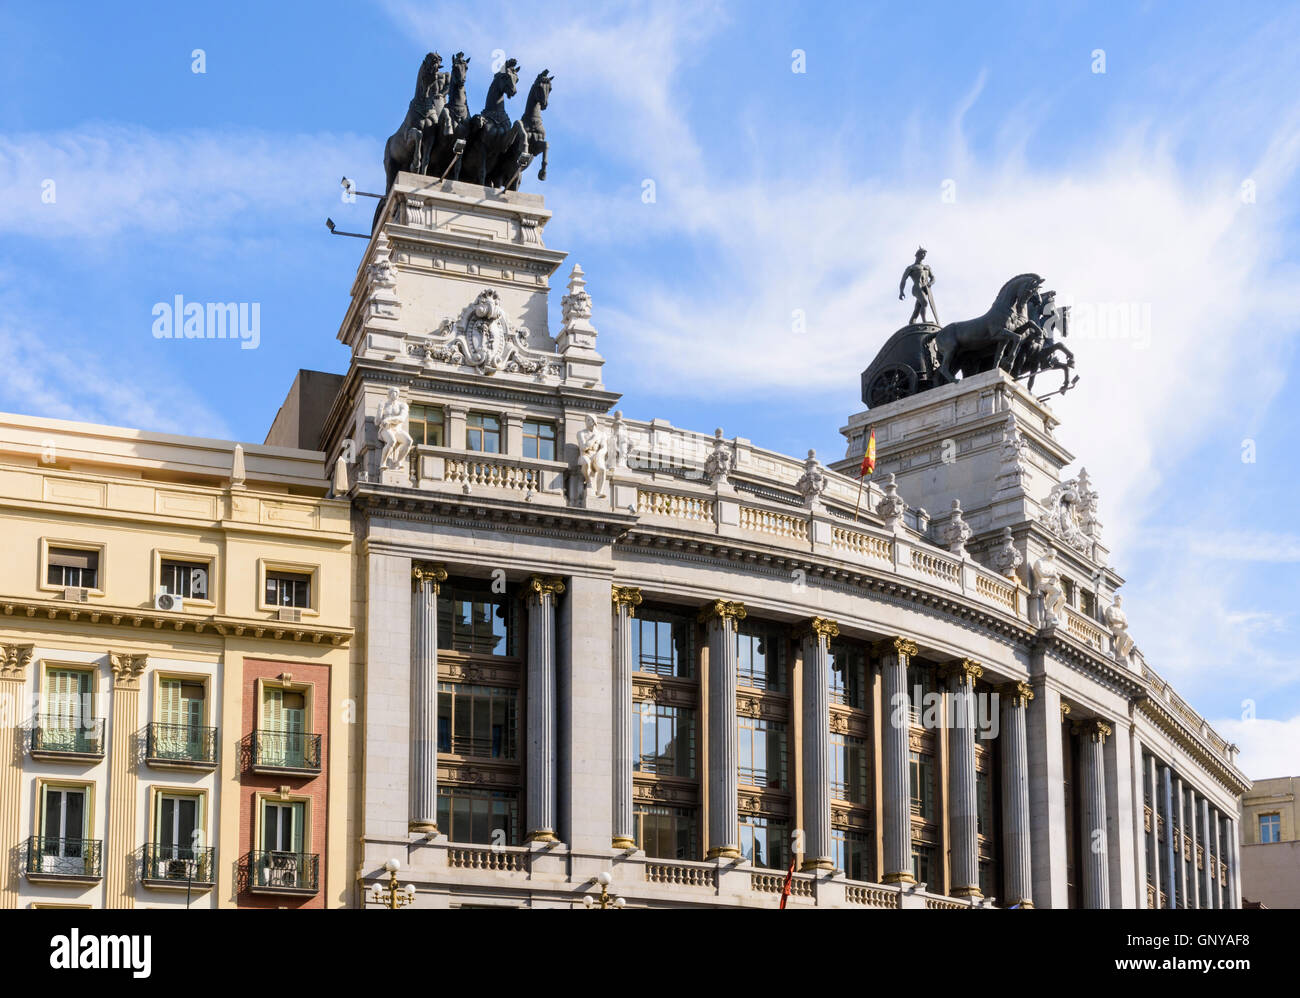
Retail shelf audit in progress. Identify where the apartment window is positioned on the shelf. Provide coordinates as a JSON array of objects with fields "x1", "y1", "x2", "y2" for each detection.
[
  {"x1": 155, "y1": 793, "x2": 200, "y2": 858},
  {"x1": 436, "y1": 683, "x2": 517, "y2": 759},
  {"x1": 828, "y1": 640, "x2": 866, "y2": 708},
  {"x1": 632, "y1": 804, "x2": 697, "y2": 860},
  {"x1": 632, "y1": 702, "x2": 696, "y2": 778},
  {"x1": 409, "y1": 404, "x2": 445, "y2": 446},
  {"x1": 911, "y1": 843, "x2": 937, "y2": 885},
  {"x1": 436, "y1": 787, "x2": 518, "y2": 846},
  {"x1": 265, "y1": 571, "x2": 311, "y2": 609},
  {"x1": 910, "y1": 751, "x2": 935, "y2": 820},
  {"x1": 260, "y1": 687, "x2": 309, "y2": 768},
  {"x1": 37, "y1": 667, "x2": 96, "y2": 754},
  {"x1": 739, "y1": 815, "x2": 789, "y2": 870},
  {"x1": 38, "y1": 785, "x2": 89, "y2": 874},
  {"x1": 466, "y1": 413, "x2": 501, "y2": 453},
  {"x1": 738, "y1": 717, "x2": 787, "y2": 789},
  {"x1": 522, "y1": 420, "x2": 556, "y2": 461},
  {"x1": 160, "y1": 559, "x2": 209, "y2": 600},
  {"x1": 437, "y1": 583, "x2": 516, "y2": 656},
  {"x1": 832, "y1": 828, "x2": 871, "y2": 882},
  {"x1": 632, "y1": 609, "x2": 693, "y2": 678},
  {"x1": 152, "y1": 678, "x2": 208, "y2": 762},
  {"x1": 736, "y1": 621, "x2": 785, "y2": 692},
  {"x1": 47, "y1": 547, "x2": 99, "y2": 589},
  {"x1": 255, "y1": 798, "x2": 313, "y2": 891},
  {"x1": 830, "y1": 732, "x2": 868, "y2": 804},
  {"x1": 1259, "y1": 813, "x2": 1281, "y2": 844}
]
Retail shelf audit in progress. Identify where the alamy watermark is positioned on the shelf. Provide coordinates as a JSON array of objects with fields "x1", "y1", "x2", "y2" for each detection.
[{"x1": 152, "y1": 296, "x2": 260, "y2": 350}]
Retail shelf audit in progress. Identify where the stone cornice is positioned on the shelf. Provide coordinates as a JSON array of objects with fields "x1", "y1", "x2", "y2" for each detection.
[{"x1": 1135, "y1": 694, "x2": 1251, "y2": 796}]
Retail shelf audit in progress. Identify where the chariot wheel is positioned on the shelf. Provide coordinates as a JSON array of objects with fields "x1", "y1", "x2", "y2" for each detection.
[{"x1": 867, "y1": 364, "x2": 918, "y2": 407}]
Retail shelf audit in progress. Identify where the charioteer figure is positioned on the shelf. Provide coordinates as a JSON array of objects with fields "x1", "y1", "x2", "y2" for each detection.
[{"x1": 899, "y1": 247, "x2": 939, "y2": 326}]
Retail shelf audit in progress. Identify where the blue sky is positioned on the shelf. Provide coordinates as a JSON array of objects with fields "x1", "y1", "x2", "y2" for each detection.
[{"x1": 1, "y1": 1, "x2": 1297, "y2": 778}]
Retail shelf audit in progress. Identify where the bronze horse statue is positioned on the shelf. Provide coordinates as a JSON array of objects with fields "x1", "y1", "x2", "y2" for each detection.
[
  {"x1": 1010, "y1": 290, "x2": 1077, "y2": 394},
  {"x1": 424, "y1": 52, "x2": 472, "y2": 178},
  {"x1": 925, "y1": 273, "x2": 1044, "y2": 385},
  {"x1": 382, "y1": 52, "x2": 446, "y2": 193},
  {"x1": 460, "y1": 59, "x2": 531, "y2": 189},
  {"x1": 519, "y1": 70, "x2": 553, "y2": 183}
]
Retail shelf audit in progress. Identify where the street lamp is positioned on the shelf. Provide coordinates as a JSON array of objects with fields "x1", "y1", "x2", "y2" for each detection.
[
  {"x1": 582, "y1": 871, "x2": 626, "y2": 909},
  {"x1": 368, "y1": 858, "x2": 416, "y2": 909}
]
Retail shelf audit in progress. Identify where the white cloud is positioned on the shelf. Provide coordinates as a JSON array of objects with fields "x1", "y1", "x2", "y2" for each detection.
[
  {"x1": 1211, "y1": 716, "x2": 1300, "y2": 783},
  {"x1": 1135, "y1": 529, "x2": 1300, "y2": 564}
]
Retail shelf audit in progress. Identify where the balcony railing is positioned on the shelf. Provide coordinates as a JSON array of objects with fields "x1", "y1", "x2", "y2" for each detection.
[
  {"x1": 142, "y1": 844, "x2": 215, "y2": 886},
  {"x1": 25, "y1": 836, "x2": 102, "y2": 881},
  {"x1": 29, "y1": 716, "x2": 105, "y2": 759},
  {"x1": 249, "y1": 729, "x2": 321, "y2": 774},
  {"x1": 146, "y1": 723, "x2": 218, "y2": 767},
  {"x1": 245, "y1": 850, "x2": 319, "y2": 894}
]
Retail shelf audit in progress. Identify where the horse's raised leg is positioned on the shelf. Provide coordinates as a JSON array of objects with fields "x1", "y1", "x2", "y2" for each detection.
[{"x1": 537, "y1": 140, "x2": 548, "y2": 182}]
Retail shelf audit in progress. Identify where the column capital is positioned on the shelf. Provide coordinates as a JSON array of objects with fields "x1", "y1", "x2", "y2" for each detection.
[
  {"x1": 525, "y1": 575, "x2": 566, "y2": 601},
  {"x1": 109, "y1": 652, "x2": 148, "y2": 690},
  {"x1": 611, "y1": 585, "x2": 643, "y2": 615},
  {"x1": 798, "y1": 616, "x2": 840, "y2": 643},
  {"x1": 999, "y1": 681, "x2": 1034, "y2": 707},
  {"x1": 1060, "y1": 702, "x2": 1072, "y2": 722},
  {"x1": 941, "y1": 658, "x2": 983, "y2": 686},
  {"x1": 412, "y1": 562, "x2": 448, "y2": 591},
  {"x1": 0, "y1": 642, "x2": 35, "y2": 681},
  {"x1": 1072, "y1": 717, "x2": 1113, "y2": 743},
  {"x1": 698, "y1": 599, "x2": 746, "y2": 624},
  {"x1": 875, "y1": 636, "x2": 919, "y2": 658}
]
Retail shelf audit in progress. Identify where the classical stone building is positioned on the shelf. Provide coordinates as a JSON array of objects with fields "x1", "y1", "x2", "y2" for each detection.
[
  {"x1": 261, "y1": 173, "x2": 1248, "y2": 909},
  {"x1": 0, "y1": 414, "x2": 354, "y2": 908}
]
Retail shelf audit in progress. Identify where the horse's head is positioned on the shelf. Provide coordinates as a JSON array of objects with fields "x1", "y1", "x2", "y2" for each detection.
[
  {"x1": 530, "y1": 70, "x2": 554, "y2": 110},
  {"x1": 419, "y1": 52, "x2": 443, "y2": 82},
  {"x1": 452, "y1": 52, "x2": 470, "y2": 84},
  {"x1": 496, "y1": 58, "x2": 520, "y2": 98}
]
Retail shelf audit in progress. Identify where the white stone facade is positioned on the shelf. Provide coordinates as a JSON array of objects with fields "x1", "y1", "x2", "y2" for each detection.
[{"x1": 316, "y1": 175, "x2": 1246, "y2": 909}]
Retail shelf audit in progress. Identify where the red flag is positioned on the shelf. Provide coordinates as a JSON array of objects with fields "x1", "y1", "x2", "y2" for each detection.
[
  {"x1": 779, "y1": 853, "x2": 796, "y2": 909},
  {"x1": 859, "y1": 427, "x2": 877, "y2": 477}
]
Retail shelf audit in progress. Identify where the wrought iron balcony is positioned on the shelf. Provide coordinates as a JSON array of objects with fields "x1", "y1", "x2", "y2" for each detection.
[
  {"x1": 28, "y1": 715, "x2": 105, "y2": 760},
  {"x1": 249, "y1": 729, "x2": 321, "y2": 774},
  {"x1": 146, "y1": 722, "x2": 218, "y2": 768},
  {"x1": 245, "y1": 850, "x2": 319, "y2": 895},
  {"x1": 142, "y1": 844, "x2": 216, "y2": 887},
  {"x1": 25, "y1": 836, "x2": 102, "y2": 882}
]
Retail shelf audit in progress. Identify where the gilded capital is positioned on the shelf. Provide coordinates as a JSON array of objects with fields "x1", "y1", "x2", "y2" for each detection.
[
  {"x1": 800, "y1": 616, "x2": 840, "y2": 644},
  {"x1": 893, "y1": 637, "x2": 919, "y2": 658},
  {"x1": 109, "y1": 652, "x2": 148, "y2": 690},
  {"x1": 1060, "y1": 702, "x2": 1072, "y2": 721},
  {"x1": 698, "y1": 599, "x2": 747, "y2": 624},
  {"x1": 1073, "y1": 717, "x2": 1112, "y2": 742},
  {"x1": 525, "y1": 575, "x2": 566, "y2": 601},
  {"x1": 611, "y1": 586, "x2": 643, "y2": 616},
  {"x1": 412, "y1": 562, "x2": 448, "y2": 591},
  {"x1": 0, "y1": 642, "x2": 35, "y2": 681},
  {"x1": 943, "y1": 658, "x2": 983, "y2": 686},
  {"x1": 999, "y1": 681, "x2": 1034, "y2": 707}
]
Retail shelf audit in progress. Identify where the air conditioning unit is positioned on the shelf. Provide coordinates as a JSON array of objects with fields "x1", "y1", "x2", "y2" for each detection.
[
  {"x1": 154, "y1": 592, "x2": 184, "y2": 612},
  {"x1": 61, "y1": 587, "x2": 89, "y2": 602},
  {"x1": 277, "y1": 608, "x2": 302, "y2": 623}
]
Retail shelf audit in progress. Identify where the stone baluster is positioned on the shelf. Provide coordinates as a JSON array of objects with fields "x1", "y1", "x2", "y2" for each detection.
[
  {"x1": 611, "y1": 586, "x2": 642, "y2": 849},
  {"x1": 1075, "y1": 718, "x2": 1112, "y2": 909},
  {"x1": 525, "y1": 575, "x2": 565, "y2": 842},
  {"x1": 701, "y1": 600, "x2": 746, "y2": 859},
  {"x1": 1001, "y1": 681, "x2": 1035, "y2": 907},
  {"x1": 800, "y1": 617, "x2": 839, "y2": 871}
]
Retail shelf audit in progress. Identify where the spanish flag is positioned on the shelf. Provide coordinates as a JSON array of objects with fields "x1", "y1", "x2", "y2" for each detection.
[{"x1": 860, "y1": 427, "x2": 876, "y2": 478}]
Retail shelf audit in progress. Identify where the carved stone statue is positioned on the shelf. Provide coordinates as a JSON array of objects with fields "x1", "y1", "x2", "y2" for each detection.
[
  {"x1": 899, "y1": 247, "x2": 938, "y2": 325},
  {"x1": 1105, "y1": 594, "x2": 1134, "y2": 662},
  {"x1": 876, "y1": 473, "x2": 906, "y2": 529},
  {"x1": 608, "y1": 410, "x2": 632, "y2": 471},
  {"x1": 704, "y1": 428, "x2": 734, "y2": 487},
  {"x1": 999, "y1": 415, "x2": 1027, "y2": 475},
  {"x1": 795, "y1": 449, "x2": 828, "y2": 506},
  {"x1": 578, "y1": 414, "x2": 609, "y2": 498},
  {"x1": 1032, "y1": 545, "x2": 1066, "y2": 625},
  {"x1": 378, "y1": 388, "x2": 413, "y2": 471},
  {"x1": 942, "y1": 498, "x2": 972, "y2": 557},
  {"x1": 1040, "y1": 469, "x2": 1101, "y2": 552},
  {"x1": 991, "y1": 527, "x2": 1023, "y2": 578}
]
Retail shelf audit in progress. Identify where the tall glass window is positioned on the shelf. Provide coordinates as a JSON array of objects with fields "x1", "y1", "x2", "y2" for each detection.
[
  {"x1": 409, "y1": 404, "x2": 445, "y2": 446},
  {"x1": 738, "y1": 718, "x2": 787, "y2": 789},
  {"x1": 632, "y1": 804, "x2": 697, "y2": 860},
  {"x1": 437, "y1": 583, "x2": 516, "y2": 656},
  {"x1": 737, "y1": 621, "x2": 785, "y2": 691},
  {"x1": 832, "y1": 827, "x2": 872, "y2": 881},
  {"x1": 911, "y1": 843, "x2": 936, "y2": 885},
  {"x1": 1260, "y1": 813, "x2": 1281, "y2": 844},
  {"x1": 828, "y1": 640, "x2": 866, "y2": 708},
  {"x1": 632, "y1": 610, "x2": 693, "y2": 678},
  {"x1": 632, "y1": 702, "x2": 696, "y2": 777},
  {"x1": 739, "y1": 815, "x2": 789, "y2": 870},
  {"x1": 910, "y1": 750, "x2": 935, "y2": 820},
  {"x1": 521, "y1": 420, "x2": 556, "y2": 460},
  {"x1": 436, "y1": 787, "x2": 518, "y2": 846},
  {"x1": 466, "y1": 413, "x2": 501, "y2": 453},
  {"x1": 436, "y1": 683, "x2": 517, "y2": 759},
  {"x1": 830, "y1": 733, "x2": 868, "y2": 804}
]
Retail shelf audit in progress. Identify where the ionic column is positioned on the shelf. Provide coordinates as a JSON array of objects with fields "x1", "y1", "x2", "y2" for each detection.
[
  {"x1": 1075, "y1": 718, "x2": 1111, "y2": 909},
  {"x1": 525, "y1": 576, "x2": 565, "y2": 842},
  {"x1": 1161, "y1": 765, "x2": 1177, "y2": 909},
  {"x1": 1000, "y1": 680, "x2": 1035, "y2": 907},
  {"x1": 1197, "y1": 797, "x2": 1212, "y2": 908},
  {"x1": 409, "y1": 562, "x2": 446, "y2": 834},
  {"x1": 611, "y1": 586, "x2": 643, "y2": 849},
  {"x1": 1175, "y1": 776, "x2": 1188, "y2": 907},
  {"x1": 0, "y1": 644, "x2": 34, "y2": 908},
  {"x1": 1147, "y1": 754, "x2": 1161, "y2": 907},
  {"x1": 701, "y1": 600, "x2": 746, "y2": 859},
  {"x1": 943, "y1": 660, "x2": 983, "y2": 897},
  {"x1": 800, "y1": 617, "x2": 839, "y2": 871},
  {"x1": 1190, "y1": 789, "x2": 1203, "y2": 908},
  {"x1": 107, "y1": 652, "x2": 148, "y2": 909},
  {"x1": 1212, "y1": 808, "x2": 1224, "y2": 909},
  {"x1": 880, "y1": 637, "x2": 918, "y2": 884}
]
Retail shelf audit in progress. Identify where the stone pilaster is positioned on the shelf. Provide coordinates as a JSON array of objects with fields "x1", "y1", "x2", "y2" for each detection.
[
  {"x1": 106, "y1": 652, "x2": 148, "y2": 909},
  {"x1": 1161, "y1": 764, "x2": 1177, "y2": 909},
  {"x1": 610, "y1": 586, "x2": 642, "y2": 849},
  {"x1": 1074, "y1": 717, "x2": 1111, "y2": 909},
  {"x1": 800, "y1": 617, "x2": 838, "y2": 871},
  {"x1": 525, "y1": 576, "x2": 564, "y2": 842},
  {"x1": 0, "y1": 644, "x2": 34, "y2": 908},
  {"x1": 945, "y1": 660, "x2": 983, "y2": 898},
  {"x1": 1198, "y1": 797, "x2": 1213, "y2": 909},
  {"x1": 1000, "y1": 680, "x2": 1034, "y2": 907},
  {"x1": 1026, "y1": 676, "x2": 1068, "y2": 908},
  {"x1": 880, "y1": 637, "x2": 917, "y2": 884},
  {"x1": 701, "y1": 599, "x2": 746, "y2": 859},
  {"x1": 409, "y1": 562, "x2": 446, "y2": 834},
  {"x1": 1174, "y1": 776, "x2": 1187, "y2": 908},
  {"x1": 1188, "y1": 788, "x2": 1201, "y2": 909},
  {"x1": 1212, "y1": 808, "x2": 1224, "y2": 909},
  {"x1": 1147, "y1": 753, "x2": 1161, "y2": 906}
]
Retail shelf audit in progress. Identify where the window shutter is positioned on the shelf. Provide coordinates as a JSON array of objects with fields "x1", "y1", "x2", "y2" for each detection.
[
  {"x1": 160, "y1": 679, "x2": 182, "y2": 727},
  {"x1": 263, "y1": 686, "x2": 284, "y2": 731}
]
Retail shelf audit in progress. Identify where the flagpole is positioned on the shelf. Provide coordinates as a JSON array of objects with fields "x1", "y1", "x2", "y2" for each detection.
[{"x1": 853, "y1": 474, "x2": 866, "y2": 521}]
